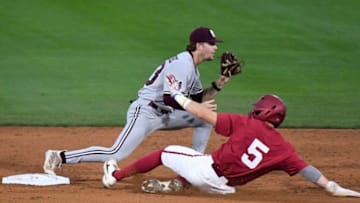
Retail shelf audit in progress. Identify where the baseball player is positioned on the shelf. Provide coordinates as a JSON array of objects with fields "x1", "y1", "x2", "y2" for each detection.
[
  {"x1": 43, "y1": 26, "x2": 237, "y2": 175},
  {"x1": 101, "y1": 90, "x2": 360, "y2": 197}
]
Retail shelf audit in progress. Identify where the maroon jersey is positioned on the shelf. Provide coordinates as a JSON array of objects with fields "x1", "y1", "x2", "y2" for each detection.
[{"x1": 211, "y1": 113, "x2": 308, "y2": 186}]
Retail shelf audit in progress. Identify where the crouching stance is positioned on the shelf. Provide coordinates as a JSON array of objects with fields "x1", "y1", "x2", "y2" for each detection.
[{"x1": 102, "y1": 90, "x2": 360, "y2": 197}]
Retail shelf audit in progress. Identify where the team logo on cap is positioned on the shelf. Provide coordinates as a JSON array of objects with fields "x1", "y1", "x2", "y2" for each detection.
[{"x1": 209, "y1": 29, "x2": 216, "y2": 38}]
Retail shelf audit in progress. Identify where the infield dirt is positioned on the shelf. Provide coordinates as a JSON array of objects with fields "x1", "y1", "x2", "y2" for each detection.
[{"x1": 1, "y1": 127, "x2": 359, "y2": 203}]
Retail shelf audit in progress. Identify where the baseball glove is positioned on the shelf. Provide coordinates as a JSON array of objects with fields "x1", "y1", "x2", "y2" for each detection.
[{"x1": 220, "y1": 51, "x2": 244, "y2": 77}]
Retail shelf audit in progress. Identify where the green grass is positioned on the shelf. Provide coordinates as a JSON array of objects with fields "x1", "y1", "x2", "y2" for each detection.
[{"x1": 1, "y1": 0, "x2": 359, "y2": 127}]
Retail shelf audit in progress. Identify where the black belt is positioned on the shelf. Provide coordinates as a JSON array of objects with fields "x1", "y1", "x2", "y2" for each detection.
[
  {"x1": 148, "y1": 101, "x2": 169, "y2": 114},
  {"x1": 211, "y1": 163, "x2": 223, "y2": 177}
]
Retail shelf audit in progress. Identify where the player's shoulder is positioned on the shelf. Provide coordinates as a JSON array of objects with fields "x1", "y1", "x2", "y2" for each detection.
[
  {"x1": 217, "y1": 113, "x2": 249, "y2": 126},
  {"x1": 165, "y1": 51, "x2": 194, "y2": 71},
  {"x1": 168, "y1": 51, "x2": 193, "y2": 65},
  {"x1": 176, "y1": 51, "x2": 192, "y2": 59}
]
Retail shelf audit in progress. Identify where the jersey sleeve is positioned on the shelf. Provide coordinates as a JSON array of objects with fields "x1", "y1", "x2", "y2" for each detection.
[
  {"x1": 215, "y1": 113, "x2": 247, "y2": 137},
  {"x1": 279, "y1": 151, "x2": 309, "y2": 176},
  {"x1": 215, "y1": 113, "x2": 231, "y2": 136},
  {"x1": 163, "y1": 64, "x2": 188, "y2": 94},
  {"x1": 162, "y1": 54, "x2": 197, "y2": 96}
]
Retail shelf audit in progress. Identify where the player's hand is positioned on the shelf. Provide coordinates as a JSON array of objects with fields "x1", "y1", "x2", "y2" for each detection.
[
  {"x1": 216, "y1": 75, "x2": 230, "y2": 89},
  {"x1": 326, "y1": 181, "x2": 360, "y2": 197},
  {"x1": 201, "y1": 99, "x2": 217, "y2": 112},
  {"x1": 166, "y1": 73, "x2": 181, "y2": 95}
]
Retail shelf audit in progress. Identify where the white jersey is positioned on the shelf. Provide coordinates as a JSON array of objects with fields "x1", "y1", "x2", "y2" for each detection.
[{"x1": 137, "y1": 51, "x2": 203, "y2": 103}]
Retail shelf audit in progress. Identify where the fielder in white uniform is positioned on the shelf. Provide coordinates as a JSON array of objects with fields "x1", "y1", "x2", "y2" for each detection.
[{"x1": 43, "y1": 26, "x2": 232, "y2": 175}]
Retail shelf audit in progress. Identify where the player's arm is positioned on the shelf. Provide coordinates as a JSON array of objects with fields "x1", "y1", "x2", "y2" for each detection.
[
  {"x1": 300, "y1": 165, "x2": 360, "y2": 197},
  {"x1": 201, "y1": 75, "x2": 230, "y2": 101},
  {"x1": 165, "y1": 73, "x2": 218, "y2": 124},
  {"x1": 202, "y1": 51, "x2": 243, "y2": 101},
  {"x1": 171, "y1": 92, "x2": 217, "y2": 126}
]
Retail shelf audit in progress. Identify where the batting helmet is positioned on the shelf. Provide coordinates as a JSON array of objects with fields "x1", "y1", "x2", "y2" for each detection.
[{"x1": 250, "y1": 94, "x2": 287, "y2": 128}]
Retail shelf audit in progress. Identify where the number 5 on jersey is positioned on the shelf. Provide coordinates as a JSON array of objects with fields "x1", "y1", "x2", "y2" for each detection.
[{"x1": 241, "y1": 138, "x2": 270, "y2": 169}]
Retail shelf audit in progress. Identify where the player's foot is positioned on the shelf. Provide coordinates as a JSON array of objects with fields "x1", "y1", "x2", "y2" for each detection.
[
  {"x1": 141, "y1": 179, "x2": 183, "y2": 193},
  {"x1": 102, "y1": 159, "x2": 119, "y2": 188},
  {"x1": 43, "y1": 150, "x2": 63, "y2": 175}
]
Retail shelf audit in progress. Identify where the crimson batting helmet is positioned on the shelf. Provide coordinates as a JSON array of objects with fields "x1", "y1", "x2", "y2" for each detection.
[{"x1": 250, "y1": 94, "x2": 287, "y2": 128}]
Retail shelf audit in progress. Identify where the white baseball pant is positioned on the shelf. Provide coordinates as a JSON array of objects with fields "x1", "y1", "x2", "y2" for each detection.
[{"x1": 161, "y1": 145, "x2": 236, "y2": 194}]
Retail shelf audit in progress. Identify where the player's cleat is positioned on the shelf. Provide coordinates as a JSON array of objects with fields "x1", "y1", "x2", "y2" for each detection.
[
  {"x1": 102, "y1": 159, "x2": 119, "y2": 188},
  {"x1": 141, "y1": 179, "x2": 183, "y2": 193},
  {"x1": 43, "y1": 150, "x2": 63, "y2": 175}
]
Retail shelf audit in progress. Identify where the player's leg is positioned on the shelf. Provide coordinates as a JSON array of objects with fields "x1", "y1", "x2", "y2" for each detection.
[
  {"x1": 102, "y1": 145, "x2": 235, "y2": 194},
  {"x1": 102, "y1": 145, "x2": 187, "y2": 192},
  {"x1": 161, "y1": 110, "x2": 212, "y2": 153},
  {"x1": 102, "y1": 146, "x2": 184, "y2": 192},
  {"x1": 115, "y1": 148, "x2": 163, "y2": 179},
  {"x1": 43, "y1": 101, "x2": 163, "y2": 174},
  {"x1": 64, "y1": 104, "x2": 161, "y2": 163},
  {"x1": 102, "y1": 148, "x2": 164, "y2": 188},
  {"x1": 160, "y1": 145, "x2": 236, "y2": 194},
  {"x1": 191, "y1": 122, "x2": 212, "y2": 153}
]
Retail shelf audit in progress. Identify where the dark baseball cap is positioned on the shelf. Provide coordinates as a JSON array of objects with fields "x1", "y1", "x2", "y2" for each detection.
[{"x1": 189, "y1": 27, "x2": 223, "y2": 44}]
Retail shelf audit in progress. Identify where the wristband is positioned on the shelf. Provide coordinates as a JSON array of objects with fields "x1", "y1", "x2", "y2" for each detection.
[
  {"x1": 212, "y1": 81, "x2": 221, "y2": 91},
  {"x1": 173, "y1": 93, "x2": 191, "y2": 108}
]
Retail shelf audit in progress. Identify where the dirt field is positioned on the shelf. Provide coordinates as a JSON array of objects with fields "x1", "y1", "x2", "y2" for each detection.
[{"x1": 0, "y1": 127, "x2": 359, "y2": 203}]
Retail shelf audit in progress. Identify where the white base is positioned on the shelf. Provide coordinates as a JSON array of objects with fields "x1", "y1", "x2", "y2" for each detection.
[{"x1": 2, "y1": 173, "x2": 70, "y2": 186}]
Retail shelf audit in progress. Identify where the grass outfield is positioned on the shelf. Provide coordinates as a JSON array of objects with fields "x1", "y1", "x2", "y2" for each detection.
[{"x1": 1, "y1": 0, "x2": 359, "y2": 127}]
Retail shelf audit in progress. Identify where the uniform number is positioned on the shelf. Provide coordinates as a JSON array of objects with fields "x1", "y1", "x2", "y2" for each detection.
[
  {"x1": 146, "y1": 63, "x2": 165, "y2": 86},
  {"x1": 146, "y1": 56, "x2": 178, "y2": 86},
  {"x1": 241, "y1": 138, "x2": 270, "y2": 169}
]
